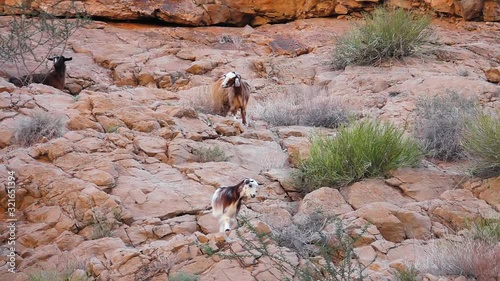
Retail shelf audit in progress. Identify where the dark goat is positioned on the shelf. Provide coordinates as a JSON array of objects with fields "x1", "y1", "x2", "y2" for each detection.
[{"x1": 9, "y1": 55, "x2": 72, "y2": 90}]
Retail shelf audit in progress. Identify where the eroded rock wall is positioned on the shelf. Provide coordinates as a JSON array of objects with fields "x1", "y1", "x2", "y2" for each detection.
[{"x1": 2, "y1": 0, "x2": 500, "y2": 25}]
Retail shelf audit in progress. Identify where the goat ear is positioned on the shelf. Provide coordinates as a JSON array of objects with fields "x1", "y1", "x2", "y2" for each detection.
[
  {"x1": 47, "y1": 57, "x2": 54, "y2": 61},
  {"x1": 244, "y1": 178, "x2": 250, "y2": 184},
  {"x1": 65, "y1": 57, "x2": 73, "y2": 61}
]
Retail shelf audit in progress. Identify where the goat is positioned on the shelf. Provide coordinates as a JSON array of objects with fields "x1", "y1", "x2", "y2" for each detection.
[
  {"x1": 9, "y1": 55, "x2": 73, "y2": 90},
  {"x1": 210, "y1": 71, "x2": 251, "y2": 125},
  {"x1": 211, "y1": 178, "x2": 260, "y2": 240}
]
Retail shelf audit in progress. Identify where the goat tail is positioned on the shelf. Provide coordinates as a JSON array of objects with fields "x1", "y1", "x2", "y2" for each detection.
[
  {"x1": 210, "y1": 78, "x2": 229, "y2": 115},
  {"x1": 211, "y1": 188, "x2": 224, "y2": 218}
]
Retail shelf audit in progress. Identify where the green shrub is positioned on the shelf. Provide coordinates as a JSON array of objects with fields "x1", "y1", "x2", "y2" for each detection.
[
  {"x1": 462, "y1": 112, "x2": 500, "y2": 177},
  {"x1": 192, "y1": 146, "x2": 229, "y2": 163},
  {"x1": 15, "y1": 111, "x2": 66, "y2": 146},
  {"x1": 414, "y1": 92, "x2": 478, "y2": 160},
  {"x1": 296, "y1": 119, "x2": 422, "y2": 191},
  {"x1": 467, "y1": 218, "x2": 500, "y2": 243},
  {"x1": 168, "y1": 272, "x2": 198, "y2": 281},
  {"x1": 332, "y1": 7, "x2": 432, "y2": 69},
  {"x1": 392, "y1": 265, "x2": 419, "y2": 281}
]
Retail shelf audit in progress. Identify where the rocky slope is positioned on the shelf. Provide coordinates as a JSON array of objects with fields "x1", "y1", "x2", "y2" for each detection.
[{"x1": 0, "y1": 15, "x2": 499, "y2": 281}]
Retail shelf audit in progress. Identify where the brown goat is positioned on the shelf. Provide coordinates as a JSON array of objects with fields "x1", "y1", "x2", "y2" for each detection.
[
  {"x1": 210, "y1": 71, "x2": 251, "y2": 125},
  {"x1": 9, "y1": 55, "x2": 72, "y2": 90}
]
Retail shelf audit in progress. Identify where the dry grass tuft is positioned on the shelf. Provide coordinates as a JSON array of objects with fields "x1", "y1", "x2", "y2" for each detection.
[
  {"x1": 15, "y1": 111, "x2": 66, "y2": 146},
  {"x1": 250, "y1": 85, "x2": 352, "y2": 128},
  {"x1": 416, "y1": 236, "x2": 500, "y2": 279}
]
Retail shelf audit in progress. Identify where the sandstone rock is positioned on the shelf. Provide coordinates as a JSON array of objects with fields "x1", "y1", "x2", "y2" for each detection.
[
  {"x1": 341, "y1": 179, "x2": 414, "y2": 209},
  {"x1": 176, "y1": 255, "x2": 215, "y2": 275},
  {"x1": 355, "y1": 203, "x2": 406, "y2": 243},
  {"x1": 197, "y1": 213, "x2": 219, "y2": 234},
  {"x1": 54, "y1": 230, "x2": 85, "y2": 251},
  {"x1": 455, "y1": 0, "x2": 484, "y2": 20},
  {"x1": 483, "y1": 0, "x2": 500, "y2": 21},
  {"x1": 295, "y1": 187, "x2": 353, "y2": 220},
  {"x1": 262, "y1": 169, "x2": 299, "y2": 192},
  {"x1": 387, "y1": 168, "x2": 455, "y2": 201},
  {"x1": 477, "y1": 178, "x2": 500, "y2": 211},
  {"x1": 281, "y1": 136, "x2": 310, "y2": 166},
  {"x1": 133, "y1": 136, "x2": 167, "y2": 155},
  {"x1": 485, "y1": 67, "x2": 500, "y2": 83}
]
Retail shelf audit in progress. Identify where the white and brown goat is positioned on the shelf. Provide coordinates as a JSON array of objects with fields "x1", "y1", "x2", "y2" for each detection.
[
  {"x1": 210, "y1": 71, "x2": 251, "y2": 125},
  {"x1": 211, "y1": 178, "x2": 260, "y2": 239},
  {"x1": 9, "y1": 55, "x2": 72, "y2": 90}
]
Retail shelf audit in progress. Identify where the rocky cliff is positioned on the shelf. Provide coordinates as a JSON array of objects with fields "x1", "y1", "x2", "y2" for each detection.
[{"x1": 2, "y1": 0, "x2": 500, "y2": 25}]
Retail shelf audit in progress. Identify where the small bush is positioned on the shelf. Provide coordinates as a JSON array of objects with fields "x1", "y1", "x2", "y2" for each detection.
[
  {"x1": 416, "y1": 237, "x2": 500, "y2": 279},
  {"x1": 15, "y1": 111, "x2": 66, "y2": 146},
  {"x1": 392, "y1": 265, "x2": 419, "y2": 281},
  {"x1": 90, "y1": 207, "x2": 121, "y2": 239},
  {"x1": 273, "y1": 212, "x2": 330, "y2": 258},
  {"x1": 223, "y1": 216, "x2": 368, "y2": 281},
  {"x1": 180, "y1": 86, "x2": 216, "y2": 115},
  {"x1": 192, "y1": 146, "x2": 229, "y2": 163},
  {"x1": 168, "y1": 272, "x2": 198, "y2": 281},
  {"x1": 252, "y1": 85, "x2": 352, "y2": 128},
  {"x1": 467, "y1": 218, "x2": 500, "y2": 243},
  {"x1": 332, "y1": 7, "x2": 432, "y2": 69},
  {"x1": 28, "y1": 260, "x2": 88, "y2": 281},
  {"x1": 1, "y1": 0, "x2": 89, "y2": 77},
  {"x1": 296, "y1": 119, "x2": 422, "y2": 191},
  {"x1": 462, "y1": 112, "x2": 500, "y2": 177},
  {"x1": 414, "y1": 92, "x2": 478, "y2": 161}
]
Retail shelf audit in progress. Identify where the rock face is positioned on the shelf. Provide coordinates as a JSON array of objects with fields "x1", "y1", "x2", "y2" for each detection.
[
  {"x1": 3, "y1": 0, "x2": 500, "y2": 25},
  {"x1": 1, "y1": 14, "x2": 500, "y2": 281}
]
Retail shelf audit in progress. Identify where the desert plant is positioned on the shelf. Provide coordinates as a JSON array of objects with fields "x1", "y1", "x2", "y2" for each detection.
[
  {"x1": 28, "y1": 259, "x2": 88, "y2": 281},
  {"x1": 168, "y1": 272, "x2": 199, "y2": 281},
  {"x1": 0, "y1": 0, "x2": 89, "y2": 78},
  {"x1": 222, "y1": 215, "x2": 369, "y2": 281},
  {"x1": 179, "y1": 86, "x2": 215, "y2": 114},
  {"x1": 466, "y1": 218, "x2": 500, "y2": 243},
  {"x1": 273, "y1": 212, "x2": 331, "y2": 258},
  {"x1": 192, "y1": 146, "x2": 229, "y2": 163},
  {"x1": 90, "y1": 207, "x2": 121, "y2": 239},
  {"x1": 15, "y1": 111, "x2": 66, "y2": 146},
  {"x1": 391, "y1": 265, "x2": 419, "y2": 281},
  {"x1": 462, "y1": 112, "x2": 500, "y2": 177},
  {"x1": 416, "y1": 236, "x2": 500, "y2": 280},
  {"x1": 296, "y1": 119, "x2": 422, "y2": 191},
  {"x1": 251, "y1": 85, "x2": 352, "y2": 128},
  {"x1": 332, "y1": 7, "x2": 432, "y2": 69},
  {"x1": 414, "y1": 91, "x2": 478, "y2": 161}
]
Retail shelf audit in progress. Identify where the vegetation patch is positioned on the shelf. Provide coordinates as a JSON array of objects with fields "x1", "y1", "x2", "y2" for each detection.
[
  {"x1": 251, "y1": 85, "x2": 352, "y2": 128},
  {"x1": 416, "y1": 236, "x2": 500, "y2": 279},
  {"x1": 221, "y1": 215, "x2": 369, "y2": 281},
  {"x1": 192, "y1": 146, "x2": 229, "y2": 163},
  {"x1": 466, "y1": 218, "x2": 500, "y2": 243},
  {"x1": 391, "y1": 265, "x2": 419, "y2": 281},
  {"x1": 168, "y1": 272, "x2": 199, "y2": 281},
  {"x1": 332, "y1": 7, "x2": 432, "y2": 69},
  {"x1": 15, "y1": 111, "x2": 66, "y2": 146},
  {"x1": 462, "y1": 112, "x2": 500, "y2": 177},
  {"x1": 295, "y1": 119, "x2": 422, "y2": 191},
  {"x1": 414, "y1": 91, "x2": 478, "y2": 160}
]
